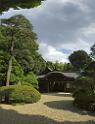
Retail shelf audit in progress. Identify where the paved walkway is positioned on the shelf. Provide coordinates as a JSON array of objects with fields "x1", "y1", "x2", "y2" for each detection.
[{"x1": 0, "y1": 93, "x2": 95, "y2": 124}]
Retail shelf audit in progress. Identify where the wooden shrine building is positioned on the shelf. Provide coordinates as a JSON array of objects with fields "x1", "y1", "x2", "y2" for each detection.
[{"x1": 38, "y1": 69, "x2": 78, "y2": 93}]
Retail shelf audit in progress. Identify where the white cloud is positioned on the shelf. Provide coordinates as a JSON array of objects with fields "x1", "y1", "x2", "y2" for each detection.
[
  {"x1": 0, "y1": 0, "x2": 95, "y2": 62},
  {"x1": 39, "y1": 42, "x2": 68, "y2": 62}
]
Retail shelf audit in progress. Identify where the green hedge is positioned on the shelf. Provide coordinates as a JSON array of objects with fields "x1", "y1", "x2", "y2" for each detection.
[
  {"x1": 0, "y1": 85, "x2": 41, "y2": 104},
  {"x1": 73, "y1": 76, "x2": 95, "y2": 90},
  {"x1": 73, "y1": 76, "x2": 95, "y2": 111},
  {"x1": 73, "y1": 89, "x2": 95, "y2": 111}
]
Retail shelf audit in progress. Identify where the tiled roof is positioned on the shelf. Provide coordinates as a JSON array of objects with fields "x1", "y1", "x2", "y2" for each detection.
[{"x1": 38, "y1": 71, "x2": 79, "y2": 79}]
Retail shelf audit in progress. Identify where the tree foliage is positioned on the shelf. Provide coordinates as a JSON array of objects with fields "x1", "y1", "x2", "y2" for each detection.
[
  {"x1": 69, "y1": 50, "x2": 91, "y2": 72},
  {"x1": 73, "y1": 76, "x2": 95, "y2": 111},
  {"x1": 74, "y1": 76, "x2": 95, "y2": 90},
  {"x1": 62, "y1": 63, "x2": 74, "y2": 72},
  {"x1": 46, "y1": 61, "x2": 76, "y2": 72},
  {"x1": 0, "y1": 0, "x2": 44, "y2": 13},
  {"x1": 84, "y1": 61, "x2": 95, "y2": 78},
  {"x1": 10, "y1": 58, "x2": 24, "y2": 84},
  {"x1": 0, "y1": 15, "x2": 45, "y2": 86},
  {"x1": 0, "y1": 51, "x2": 9, "y2": 85},
  {"x1": 22, "y1": 72, "x2": 39, "y2": 89}
]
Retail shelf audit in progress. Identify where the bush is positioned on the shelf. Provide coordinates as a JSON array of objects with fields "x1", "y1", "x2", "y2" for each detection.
[
  {"x1": 73, "y1": 76, "x2": 95, "y2": 111},
  {"x1": 73, "y1": 89, "x2": 95, "y2": 111},
  {"x1": 0, "y1": 85, "x2": 41, "y2": 104},
  {"x1": 73, "y1": 76, "x2": 95, "y2": 90}
]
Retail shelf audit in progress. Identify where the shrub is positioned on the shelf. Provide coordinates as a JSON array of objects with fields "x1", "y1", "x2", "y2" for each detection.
[
  {"x1": 73, "y1": 89, "x2": 95, "y2": 111},
  {"x1": 0, "y1": 85, "x2": 41, "y2": 104},
  {"x1": 73, "y1": 76, "x2": 95, "y2": 111},
  {"x1": 73, "y1": 76, "x2": 95, "y2": 90}
]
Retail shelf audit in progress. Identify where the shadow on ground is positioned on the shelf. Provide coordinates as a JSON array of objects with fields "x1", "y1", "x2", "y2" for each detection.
[
  {"x1": 44, "y1": 100, "x2": 95, "y2": 116},
  {"x1": 0, "y1": 107, "x2": 95, "y2": 124}
]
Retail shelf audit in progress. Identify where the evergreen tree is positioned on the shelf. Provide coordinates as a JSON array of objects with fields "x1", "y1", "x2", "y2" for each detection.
[
  {"x1": 0, "y1": 0, "x2": 44, "y2": 13},
  {"x1": 0, "y1": 15, "x2": 45, "y2": 85}
]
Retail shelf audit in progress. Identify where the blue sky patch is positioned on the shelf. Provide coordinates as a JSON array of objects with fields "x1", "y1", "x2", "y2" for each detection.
[{"x1": 58, "y1": 48, "x2": 72, "y2": 54}]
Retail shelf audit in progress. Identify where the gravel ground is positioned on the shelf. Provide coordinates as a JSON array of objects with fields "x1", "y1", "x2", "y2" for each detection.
[{"x1": 0, "y1": 93, "x2": 95, "y2": 124}]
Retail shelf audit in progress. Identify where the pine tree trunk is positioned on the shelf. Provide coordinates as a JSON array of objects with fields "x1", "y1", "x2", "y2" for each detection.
[
  {"x1": 5, "y1": 31, "x2": 14, "y2": 103},
  {"x1": 5, "y1": 56, "x2": 13, "y2": 103},
  {"x1": 6, "y1": 56, "x2": 13, "y2": 86},
  {"x1": 6, "y1": 30, "x2": 14, "y2": 86},
  {"x1": 5, "y1": 29, "x2": 14, "y2": 103}
]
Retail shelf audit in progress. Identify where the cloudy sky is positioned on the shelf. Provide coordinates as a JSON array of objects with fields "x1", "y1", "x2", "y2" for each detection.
[{"x1": 0, "y1": 0, "x2": 95, "y2": 62}]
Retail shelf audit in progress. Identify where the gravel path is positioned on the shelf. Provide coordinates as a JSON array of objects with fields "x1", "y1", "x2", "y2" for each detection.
[{"x1": 0, "y1": 93, "x2": 95, "y2": 124}]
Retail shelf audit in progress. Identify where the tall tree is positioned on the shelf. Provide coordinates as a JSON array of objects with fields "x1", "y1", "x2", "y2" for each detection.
[
  {"x1": 0, "y1": 15, "x2": 45, "y2": 85},
  {"x1": 69, "y1": 50, "x2": 92, "y2": 72}
]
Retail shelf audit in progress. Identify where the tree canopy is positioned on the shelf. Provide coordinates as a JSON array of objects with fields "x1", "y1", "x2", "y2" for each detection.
[
  {"x1": 0, "y1": 15, "x2": 46, "y2": 86},
  {"x1": 84, "y1": 61, "x2": 95, "y2": 78},
  {"x1": 69, "y1": 50, "x2": 92, "y2": 72},
  {"x1": 0, "y1": 0, "x2": 44, "y2": 13},
  {"x1": 46, "y1": 61, "x2": 74, "y2": 72}
]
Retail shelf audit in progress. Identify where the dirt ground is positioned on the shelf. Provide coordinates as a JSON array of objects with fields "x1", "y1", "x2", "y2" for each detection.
[{"x1": 0, "y1": 93, "x2": 95, "y2": 124}]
